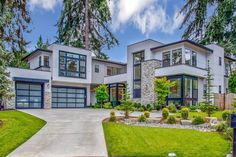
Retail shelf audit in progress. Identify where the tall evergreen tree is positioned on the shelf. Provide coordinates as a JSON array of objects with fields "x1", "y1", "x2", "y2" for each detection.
[
  {"x1": 180, "y1": 0, "x2": 236, "y2": 54},
  {"x1": 35, "y1": 35, "x2": 49, "y2": 49},
  {"x1": 0, "y1": 0, "x2": 31, "y2": 68},
  {"x1": 57, "y1": 0, "x2": 118, "y2": 59},
  {"x1": 203, "y1": 60, "x2": 214, "y2": 105}
]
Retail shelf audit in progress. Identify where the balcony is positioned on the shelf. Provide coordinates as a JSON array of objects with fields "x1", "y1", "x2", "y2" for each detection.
[
  {"x1": 155, "y1": 64, "x2": 207, "y2": 78},
  {"x1": 104, "y1": 73, "x2": 128, "y2": 84}
]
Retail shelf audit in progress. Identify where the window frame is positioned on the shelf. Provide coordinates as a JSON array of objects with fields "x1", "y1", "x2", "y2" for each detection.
[
  {"x1": 219, "y1": 57, "x2": 222, "y2": 66},
  {"x1": 59, "y1": 51, "x2": 87, "y2": 79},
  {"x1": 95, "y1": 64, "x2": 99, "y2": 73},
  {"x1": 162, "y1": 51, "x2": 171, "y2": 67},
  {"x1": 43, "y1": 56, "x2": 50, "y2": 67},
  {"x1": 39, "y1": 56, "x2": 41, "y2": 67}
]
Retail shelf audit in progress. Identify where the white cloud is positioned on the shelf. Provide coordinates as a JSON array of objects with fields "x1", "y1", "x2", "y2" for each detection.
[
  {"x1": 29, "y1": 0, "x2": 61, "y2": 11},
  {"x1": 108, "y1": 0, "x2": 184, "y2": 36}
]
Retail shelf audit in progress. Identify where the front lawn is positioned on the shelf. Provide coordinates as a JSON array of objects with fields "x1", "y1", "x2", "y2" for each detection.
[
  {"x1": 0, "y1": 110, "x2": 46, "y2": 157},
  {"x1": 103, "y1": 122, "x2": 230, "y2": 157}
]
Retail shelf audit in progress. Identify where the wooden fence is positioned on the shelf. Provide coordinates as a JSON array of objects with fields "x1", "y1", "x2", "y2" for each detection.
[{"x1": 214, "y1": 93, "x2": 236, "y2": 110}]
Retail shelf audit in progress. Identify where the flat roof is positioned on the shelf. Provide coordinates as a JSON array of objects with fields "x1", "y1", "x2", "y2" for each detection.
[
  {"x1": 150, "y1": 39, "x2": 213, "y2": 52},
  {"x1": 22, "y1": 49, "x2": 52, "y2": 61},
  {"x1": 92, "y1": 57, "x2": 127, "y2": 66}
]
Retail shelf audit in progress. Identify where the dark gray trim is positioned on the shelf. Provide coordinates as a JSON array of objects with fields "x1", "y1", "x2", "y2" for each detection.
[
  {"x1": 225, "y1": 55, "x2": 236, "y2": 61},
  {"x1": 92, "y1": 57, "x2": 127, "y2": 66},
  {"x1": 13, "y1": 77, "x2": 49, "y2": 83},
  {"x1": 22, "y1": 49, "x2": 53, "y2": 61},
  {"x1": 150, "y1": 39, "x2": 213, "y2": 53}
]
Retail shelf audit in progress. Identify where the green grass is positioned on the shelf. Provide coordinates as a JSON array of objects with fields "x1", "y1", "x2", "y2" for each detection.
[
  {"x1": 174, "y1": 111, "x2": 223, "y2": 120},
  {"x1": 0, "y1": 110, "x2": 46, "y2": 157},
  {"x1": 103, "y1": 122, "x2": 230, "y2": 157}
]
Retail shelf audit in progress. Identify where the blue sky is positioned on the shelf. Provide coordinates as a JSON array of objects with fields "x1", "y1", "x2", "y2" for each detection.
[{"x1": 26, "y1": 0, "x2": 186, "y2": 62}]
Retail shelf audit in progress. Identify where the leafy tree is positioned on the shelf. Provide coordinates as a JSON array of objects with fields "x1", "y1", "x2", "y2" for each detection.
[
  {"x1": 57, "y1": 0, "x2": 118, "y2": 59},
  {"x1": 95, "y1": 84, "x2": 109, "y2": 107},
  {"x1": 154, "y1": 77, "x2": 175, "y2": 107},
  {"x1": 0, "y1": 0, "x2": 30, "y2": 68},
  {"x1": 35, "y1": 35, "x2": 49, "y2": 49},
  {"x1": 120, "y1": 84, "x2": 134, "y2": 119},
  {"x1": 0, "y1": 43, "x2": 14, "y2": 110},
  {"x1": 229, "y1": 70, "x2": 236, "y2": 93},
  {"x1": 180, "y1": 0, "x2": 236, "y2": 54}
]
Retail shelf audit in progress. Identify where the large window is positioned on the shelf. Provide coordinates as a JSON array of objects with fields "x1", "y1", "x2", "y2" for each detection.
[
  {"x1": 133, "y1": 51, "x2": 144, "y2": 98},
  {"x1": 59, "y1": 51, "x2": 86, "y2": 78},
  {"x1": 185, "y1": 49, "x2": 191, "y2": 65},
  {"x1": 108, "y1": 83, "x2": 125, "y2": 106},
  {"x1": 172, "y1": 49, "x2": 182, "y2": 65},
  {"x1": 163, "y1": 51, "x2": 170, "y2": 67},
  {"x1": 169, "y1": 78, "x2": 182, "y2": 98}
]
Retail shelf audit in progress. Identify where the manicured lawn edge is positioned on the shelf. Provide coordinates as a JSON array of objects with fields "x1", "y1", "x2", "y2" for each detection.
[
  {"x1": 0, "y1": 110, "x2": 46, "y2": 157},
  {"x1": 103, "y1": 122, "x2": 230, "y2": 157}
]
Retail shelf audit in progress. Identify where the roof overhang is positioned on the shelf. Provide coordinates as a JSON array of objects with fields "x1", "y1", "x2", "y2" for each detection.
[
  {"x1": 13, "y1": 77, "x2": 49, "y2": 83},
  {"x1": 22, "y1": 49, "x2": 53, "y2": 61}
]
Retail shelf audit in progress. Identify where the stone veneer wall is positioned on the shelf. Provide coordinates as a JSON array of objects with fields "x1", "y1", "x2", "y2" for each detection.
[
  {"x1": 141, "y1": 60, "x2": 161, "y2": 105},
  {"x1": 5, "y1": 82, "x2": 15, "y2": 109},
  {"x1": 44, "y1": 92, "x2": 52, "y2": 109}
]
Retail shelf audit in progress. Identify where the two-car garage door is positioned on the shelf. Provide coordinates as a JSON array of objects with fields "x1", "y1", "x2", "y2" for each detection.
[{"x1": 52, "y1": 86, "x2": 86, "y2": 108}]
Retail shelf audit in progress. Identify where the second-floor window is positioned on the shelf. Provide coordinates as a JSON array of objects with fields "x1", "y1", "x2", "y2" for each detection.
[
  {"x1": 192, "y1": 51, "x2": 197, "y2": 67},
  {"x1": 39, "y1": 56, "x2": 42, "y2": 66},
  {"x1": 185, "y1": 49, "x2": 191, "y2": 65},
  {"x1": 59, "y1": 51, "x2": 86, "y2": 79},
  {"x1": 219, "y1": 57, "x2": 222, "y2": 66},
  {"x1": 219, "y1": 85, "x2": 222, "y2": 94},
  {"x1": 44, "y1": 56, "x2": 49, "y2": 67},
  {"x1": 163, "y1": 51, "x2": 170, "y2": 67},
  {"x1": 172, "y1": 49, "x2": 182, "y2": 65},
  {"x1": 95, "y1": 65, "x2": 99, "y2": 73}
]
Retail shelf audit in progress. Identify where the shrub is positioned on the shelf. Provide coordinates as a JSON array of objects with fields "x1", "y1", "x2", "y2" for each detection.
[
  {"x1": 167, "y1": 115, "x2": 176, "y2": 124},
  {"x1": 181, "y1": 107, "x2": 189, "y2": 120},
  {"x1": 189, "y1": 105, "x2": 200, "y2": 111},
  {"x1": 138, "y1": 107, "x2": 144, "y2": 112},
  {"x1": 94, "y1": 103, "x2": 101, "y2": 109},
  {"x1": 95, "y1": 84, "x2": 109, "y2": 106},
  {"x1": 146, "y1": 104, "x2": 154, "y2": 111},
  {"x1": 133, "y1": 102, "x2": 141, "y2": 109},
  {"x1": 141, "y1": 105, "x2": 147, "y2": 111},
  {"x1": 222, "y1": 110, "x2": 231, "y2": 121},
  {"x1": 192, "y1": 116, "x2": 205, "y2": 125},
  {"x1": 215, "y1": 122, "x2": 228, "y2": 132},
  {"x1": 168, "y1": 103, "x2": 177, "y2": 113},
  {"x1": 144, "y1": 111, "x2": 150, "y2": 118},
  {"x1": 138, "y1": 114, "x2": 146, "y2": 122},
  {"x1": 109, "y1": 110, "x2": 116, "y2": 122},
  {"x1": 154, "y1": 102, "x2": 161, "y2": 111},
  {"x1": 200, "y1": 104, "x2": 219, "y2": 117},
  {"x1": 115, "y1": 105, "x2": 121, "y2": 110},
  {"x1": 223, "y1": 127, "x2": 233, "y2": 141},
  {"x1": 147, "y1": 106, "x2": 153, "y2": 112},
  {"x1": 162, "y1": 108, "x2": 169, "y2": 119},
  {"x1": 103, "y1": 102, "x2": 112, "y2": 109}
]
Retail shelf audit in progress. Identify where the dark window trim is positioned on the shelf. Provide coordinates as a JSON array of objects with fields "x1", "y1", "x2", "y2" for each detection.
[
  {"x1": 58, "y1": 50, "x2": 87, "y2": 79},
  {"x1": 219, "y1": 57, "x2": 222, "y2": 66},
  {"x1": 39, "y1": 56, "x2": 41, "y2": 67}
]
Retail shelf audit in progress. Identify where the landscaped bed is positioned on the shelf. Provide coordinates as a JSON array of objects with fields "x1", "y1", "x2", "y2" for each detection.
[
  {"x1": 103, "y1": 122, "x2": 230, "y2": 157},
  {"x1": 0, "y1": 110, "x2": 46, "y2": 157}
]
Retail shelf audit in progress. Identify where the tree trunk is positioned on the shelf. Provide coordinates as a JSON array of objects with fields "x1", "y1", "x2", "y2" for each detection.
[{"x1": 85, "y1": 0, "x2": 89, "y2": 50}]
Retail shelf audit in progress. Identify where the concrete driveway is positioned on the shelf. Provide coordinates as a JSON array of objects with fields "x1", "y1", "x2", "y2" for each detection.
[{"x1": 8, "y1": 109, "x2": 161, "y2": 157}]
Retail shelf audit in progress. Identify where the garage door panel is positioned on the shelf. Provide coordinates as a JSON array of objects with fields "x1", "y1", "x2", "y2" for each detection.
[
  {"x1": 52, "y1": 86, "x2": 86, "y2": 108},
  {"x1": 16, "y1": 82, "x2": 43, "y2": 109}
]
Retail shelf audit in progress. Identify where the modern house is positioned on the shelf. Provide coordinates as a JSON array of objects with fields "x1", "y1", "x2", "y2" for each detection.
[{"x1": 5, "y1": 39, "x2": 235, "y2": 109}]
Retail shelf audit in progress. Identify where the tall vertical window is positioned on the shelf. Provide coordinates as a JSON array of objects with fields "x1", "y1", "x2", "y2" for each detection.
[
  {"x1": 219, "y1": 85, "x2": 222, "y2": 94},
  {"x1": 163, "y1": 51, "x2": 170, "y2": 67},
  {"x1": 44, "y1": 56, "x2": 49, "y2": 67},
  {"x1": 192, "y1": 51, "x2": 197, "y2": 67},
  {"x1": 172, "y1": 49, "x2": 182, "y2": 65},
  {"x1": 133, "y1": 51, "x2": 144, "y2": 98},
  {"x1": 39, "y1": 56, "x2": 41, "y2": 66},
  {"x1": 225, "y1": 64, "x2": 229, "y2": 76},
  {"x1": 59, "y1": 51, "x2": 86, "y2": 78},
  {"x1": 185, "y1": 49, "x2": 191, "y2": 65},
  {"x1": 95, "y1": 65, "x2": 99, "y2": 73},
  {"x1": 219, "y1": 57, "x2": 222, "y2": 66}
]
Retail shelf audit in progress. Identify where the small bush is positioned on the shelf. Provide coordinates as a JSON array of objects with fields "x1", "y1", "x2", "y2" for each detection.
[
  {"x1": 223, "y1": 127, "x2": 233, "y2": 141},
  {"x1": 103, "y1": 102, "x2": 112, "y2": 109},
  {"x1": 189, "y1": 105, "x2": 200, "y2": 111},
  {"x1": 215, "y1": 122, "x2": 228, "y2": 132},
  {"x1": 146, "y1": 104, "x2": 154, "y2": 111},
  {"x1": 181, "y1": 107, "x2": 189, "y2": 120},
  {"x1": 167, "y1": 115, "x2": 176, "y2": 124},
  {"x1": 138, "y1": 107, "x2": 144, "y2": 112},
  {"x1": 222, "y1": 110, "x2": 231, "y2": 121},
  {"x1": 154, "y1": 102, "x2": 161, "y2": 111},
  {"x1": 147, "y1": 106, "x2": 153, "y2": 112},
  {"x1": 144, "y1": 111, "x2": 150, "y2": 118},
  {"x1": 192, "y1": 116, "x2": 205, "y2": 125},
  {"x1": 168, "y1": 103, "x2": 177, "y2": 113},
  {"x1": 141, "y1": 105, "x2": 147, "y2": 111},
  {"x1": 162, "y1": 108, "x2": 169, "y2": 119},
  {"x1": 138, "y1": 114, "x2": 146, "y2": 122},
  {"x1": 109, "y1": 110, "x2": 116, "y2": 122},
  {"x1": 94, "y1": 103, "x2": 101, "y2": 108},
  {"x1": 133, "y1": 102, "x2": 141, "y2": 109},
  {"x1": 115, "y1": 105, "x2": 121, "y2": 110}
]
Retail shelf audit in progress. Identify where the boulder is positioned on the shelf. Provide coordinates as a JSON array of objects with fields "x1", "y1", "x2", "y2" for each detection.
[{"x1": 180, "y1": 120, "x2": 192, "y2": 125}]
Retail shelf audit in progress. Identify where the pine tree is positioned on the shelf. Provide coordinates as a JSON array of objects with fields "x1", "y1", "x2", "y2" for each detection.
[
  {"x1": 35, "y1": 35, "x2": 49, "y2": 49},
  {"x1": 57, "y1": 0, "x2": 118, "y2": 60}
]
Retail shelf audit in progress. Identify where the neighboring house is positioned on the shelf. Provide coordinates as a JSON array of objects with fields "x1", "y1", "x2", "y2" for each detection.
[{"x1": 5, "y1": 39, "x2": 235, "y2": 109}]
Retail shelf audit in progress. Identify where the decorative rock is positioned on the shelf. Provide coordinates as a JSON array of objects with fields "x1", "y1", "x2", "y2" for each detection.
[
  {"x1": 180, "y1": 120, "x2": 192, "y2": 125},
  {"x1": 226, "y1": 154, "x2": 232, "y2": 157},
  {"x1": 209, "y1": 117, "x2": 218, "y2": 126},
  {"x1": 168, "y1": 153, "x2": 176, "y2": 157}
]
